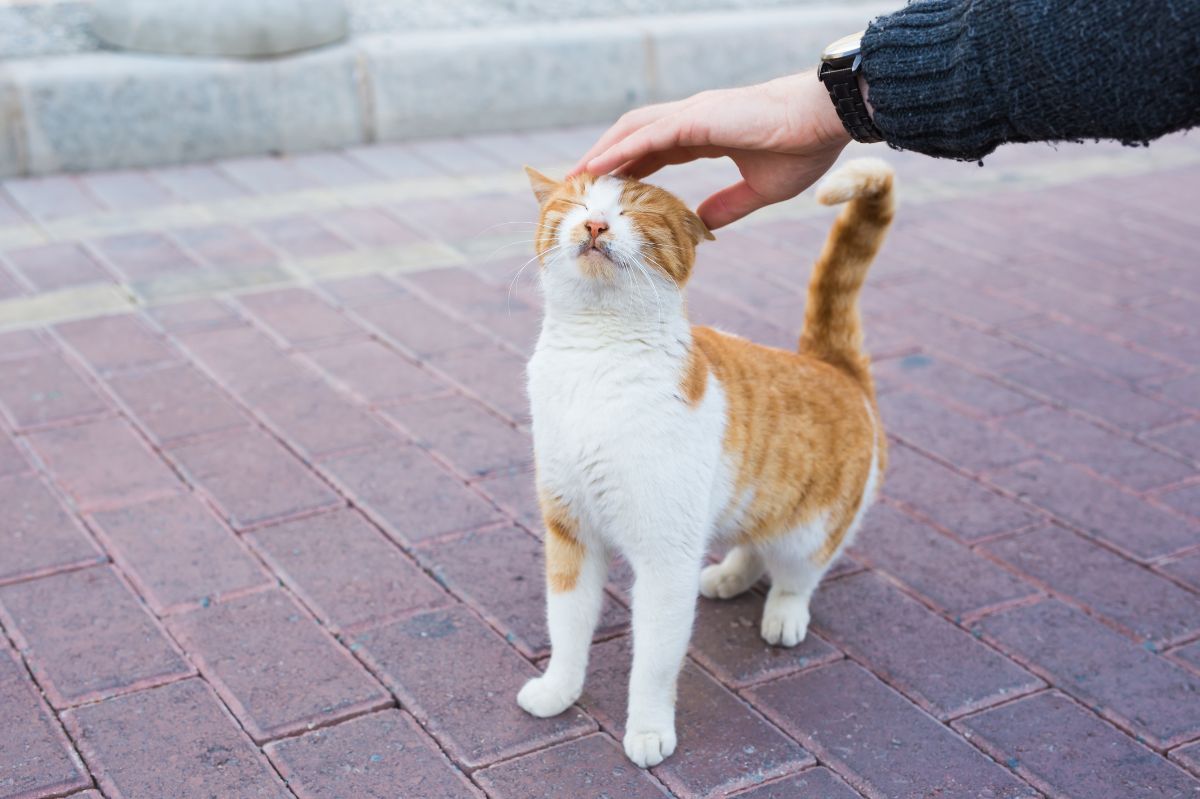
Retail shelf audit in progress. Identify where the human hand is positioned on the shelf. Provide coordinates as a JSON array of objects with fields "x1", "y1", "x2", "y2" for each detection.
[{"x1": 569, "y1": 70, "x2": 852, "y2": 229}]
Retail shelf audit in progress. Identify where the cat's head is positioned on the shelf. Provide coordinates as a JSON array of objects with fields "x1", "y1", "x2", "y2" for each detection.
[{"x1": 524, "y1": 167, "x2": 713, "y2": 309}]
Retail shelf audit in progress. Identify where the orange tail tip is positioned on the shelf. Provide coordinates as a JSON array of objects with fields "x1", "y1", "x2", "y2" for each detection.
[{"x1": 799, "y1": 159, "x2": 895, "y2": 388}]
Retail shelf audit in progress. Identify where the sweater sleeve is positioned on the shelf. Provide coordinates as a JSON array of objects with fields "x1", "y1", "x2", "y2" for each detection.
[{"x1": 859, "y1": 0, "x2": 1200, "y2": 160}]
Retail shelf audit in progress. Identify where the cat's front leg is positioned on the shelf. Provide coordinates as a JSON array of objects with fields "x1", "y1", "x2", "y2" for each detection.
[
  {"x1": 518, "y1": 503, "x2": 608, "y2": 718},
  {"x1": 623, "y1": 554, "x2": 702, "y2": 768}
]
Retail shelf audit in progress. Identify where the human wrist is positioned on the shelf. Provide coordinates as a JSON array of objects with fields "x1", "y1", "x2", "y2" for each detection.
[
  {"x1": 858, "y1": 74, "x2": 874, "y2": 121},
  {"x1": 799, "y1": 69, "x2": 852, "y2": 149}
]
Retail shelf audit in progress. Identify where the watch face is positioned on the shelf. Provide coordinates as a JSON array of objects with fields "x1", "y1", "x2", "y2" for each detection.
[{"x1": 823, "y1": 30, "x2": 865, "y2": 61}]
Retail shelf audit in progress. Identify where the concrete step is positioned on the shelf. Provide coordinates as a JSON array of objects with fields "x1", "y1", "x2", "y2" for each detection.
[{"x1": 0, "y1": 2, "x2": 890, "y2": 176}]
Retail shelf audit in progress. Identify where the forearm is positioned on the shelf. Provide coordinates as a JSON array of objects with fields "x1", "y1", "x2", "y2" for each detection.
[{"x1": 860, "y1": 0, "x2": 1200, "y2": 160}]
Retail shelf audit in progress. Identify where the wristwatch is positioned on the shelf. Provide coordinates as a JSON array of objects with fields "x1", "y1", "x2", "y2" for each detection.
[{"x1": 818, "y1": 31, "x2": 885, "y2": 144}]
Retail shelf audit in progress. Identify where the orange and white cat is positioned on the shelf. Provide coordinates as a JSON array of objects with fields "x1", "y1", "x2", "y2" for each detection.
[{"x1": 517, "y1": 159, "x2": 894, "y2": 767}]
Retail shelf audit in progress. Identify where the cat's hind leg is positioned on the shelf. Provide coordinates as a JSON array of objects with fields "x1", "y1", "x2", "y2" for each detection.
[
  {"x1": 757, "y1": 532, "x2": 831, "y2": 648},
  {"x1": 699, "y1": 545, "x2": 764, "y2": 600}
]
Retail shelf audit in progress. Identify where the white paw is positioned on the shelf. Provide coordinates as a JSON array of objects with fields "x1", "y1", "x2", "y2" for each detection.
[
  {"x1": 699, "y1": 563, "x2": 751, "y2": 600},
  {"x1": 517, "y1": 676, "x2": 579, "y2": 718},
  {"x1": 623, "y1": 726, "x2": 677, "y2": 768},
  {"x1": 761, "y1": 597, "x2": 810, "y2": 647}
]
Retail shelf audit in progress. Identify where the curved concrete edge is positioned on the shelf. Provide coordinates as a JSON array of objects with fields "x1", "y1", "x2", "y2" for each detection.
[{"x1": 0, "y1": 3, "x2": 893, "y2": 177}]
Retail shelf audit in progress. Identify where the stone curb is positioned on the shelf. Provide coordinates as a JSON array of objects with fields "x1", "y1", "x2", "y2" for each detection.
[{"x1": 0, "y1": 3, "x2": 892, "y2": 176}]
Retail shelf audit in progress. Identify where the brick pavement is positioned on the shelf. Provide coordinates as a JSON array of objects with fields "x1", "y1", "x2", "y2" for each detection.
[{"x1": 0, "y1": 128, "x2": 1198, "y2": 799}]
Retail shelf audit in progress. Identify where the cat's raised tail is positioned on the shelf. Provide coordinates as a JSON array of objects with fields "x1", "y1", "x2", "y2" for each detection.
[{"x1": 799, "y1": 158, "x2": 895, "y2": 388}]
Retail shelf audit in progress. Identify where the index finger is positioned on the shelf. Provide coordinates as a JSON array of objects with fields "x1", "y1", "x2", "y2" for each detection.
[
  {"x1": 567, "y1": 98, "x2": 694, "y2": 177},
  {"x1": 584, "y1": 110, "x2": 711, "y2": 177}
]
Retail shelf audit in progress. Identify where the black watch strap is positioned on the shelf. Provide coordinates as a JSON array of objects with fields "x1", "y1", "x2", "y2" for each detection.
[{"x1": 818, "y1": 59, "x2": 885, "y2": 144}]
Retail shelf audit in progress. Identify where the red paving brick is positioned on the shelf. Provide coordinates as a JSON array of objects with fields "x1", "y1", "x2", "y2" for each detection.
[
  {"x1": 747, "y1": 661, "x2": 1037, "y2": 799},
  {"x1": 104, "y1": 363, "x2": 247, "y2": 446},
  {"x1": 811, "y1": 571, "x2": 1041, "y2": 719},
  {"x1": 1174, "y1": 741, "x2": 1200, "y2": 779},
  {"x1": 474, "y1": 733, "x2": 669, "y2": 799},
  {"x1": 976, "y1": 599, "x2": 1200, "y2": 749},
  {"x1": 0, "y1": 350, "x2": 109, "y2": 431},
  {"x1": 1159, "y1": 551, "x2": 1200, "y2": 592},
  {"x1": 169, "y1": 426, "x2": 341, "y2": 529},
  {"x1": 984, "y1": 525, "x2": 1200, "y2": 645},
  {"x1": 688, "y1": 590, "x2": 841, "y2": 688},
  {"x1": 476, "y1": 465, "x2": 542, "y2": 532},
  {"x1": 88, "y1": 493, "x2": 271, "y2": 614},
  {"x1": 62, "y1": 678, "x2": 290, "y2": 799},
  {"x1": 175, "y1": 223, "x2": 277, "y2": 268},
  {"x1": 1002, "y1": 356, "x2": 1186, "y2": 432},
  {"x1": 0, "y1": 643, "x2": 90, "y2": 799},
  {"x1": 0, "y1": 473, "x2": 104, "y2": 585},
  {"x1": 416, "y1": 526, "x2": 627, "y2": 657},
  {"x1": 382, "y1": 393, "x2": 531, "y2": 478},
  {"x1": 265, "y1": 709, "x2": 482, "y2": 799},
  {"x1": 880, "y1": 390, "x2": 1033, "y2": 474},
  {"x1": 303, "y1": 338, "x2": 445, "y2": 405},
  {"x1": 324, "y1": 206, "x2": 424, "y2": 248},
  {"x1": 1161, "y1": 482, "x2": 1200, "y2": 520},
  {"x1": 2, "y1": 135, "x2": 1199, "y2": 796},
  {"x1": 238, "y1": 287, "x2": 362, "y2": 348},
  {"x1": 178, "y1": 323, "x2": 392, "y2": 459},
  {"x1": 0, "y1": 432, "x2": 28, "y2": 478},
  {"x1": 1170, "y1": 640, "x2": 1200, "y2": 674},
  {"x1": 145, "y1": 297, "x2": 242, "y2": 333},
  {"x1": 317, "y1": 273, "x2": 408, "y2": 306},
  {"x1": 876, "y1": 354, "x2": 1038, "y2": 417},
  {"x1": 1148, "y1": 419, "x2": 1200, "y2": 462},
  {"x1": 729, "y1": 768, "x2": 863, "y2": 799},
  {"x1": 402, "y1": 266, "x2": 542, "y2": 353},
  {"x1": 2, "y1": 175, "x2": 103, "y2": 220},
  {"x1": 166, "y1": 589, "x2": 389, "y2": 742},
  {"x1": 427, "y1": 344, "x2": 531, "y2": 423},
  {"x1": 321, "y1": 441, "x2": 503, "y2": 544},
  {"x1": 0, "y1": 566, "x2": 191, "y2": 708},
  {"x1": 579, "y1": 636, "x2": 811, "y2": 799},
  {"x1": 255, "y1": 214, "x2": 355, "y2": 258},
  {"x1": 91, "y1": 231, "x2": 199, "y2": 282},
  {"x1": 3, "y1": 243, "x2": 111, "y2": 291},
  {"x1": 245, "y1": 508, "x2": 449, "y2": 633},
  {"x1": 353, "y1": 605, "x2": 596, "y2": 768},
  {"x1": 54, "y1": 314, "x2": 178, "y2": 376},
  {"x1": 999, "y1": 405, "x2": 1195, "y2": 491},
  {"x1": 955, "y1": 691, "x2": 1200, "y2": 799},
  {"x1": 26, "y1": 417, "x2": 181, "y2": 511},
  {"x1": 852, "y1": 503, "x2": 1039, "y2": 617},
  {"x1": 353, "y1": 291, "x2": 492, "y2": 357},
  {"x1": 986, "y1": 457, "x2": 1198, "y2": 562}
]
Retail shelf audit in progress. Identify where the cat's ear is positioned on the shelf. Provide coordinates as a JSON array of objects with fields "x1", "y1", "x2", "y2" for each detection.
[
  {"x1": 524, "y1": 166, "x2": 560, "y2": 206},
  {"x1": 684, "y1": 209, "x2": 716, "y2": 244}
]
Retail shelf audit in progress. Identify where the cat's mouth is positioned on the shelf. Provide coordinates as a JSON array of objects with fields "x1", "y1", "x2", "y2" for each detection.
[{"x1": 577, "y1": 240, "x2": 614, "y2": 263}]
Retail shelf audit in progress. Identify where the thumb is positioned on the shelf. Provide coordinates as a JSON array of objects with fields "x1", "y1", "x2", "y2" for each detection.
[{"x1": 696, "y1": 180, "x2": 771, "y2": 230}]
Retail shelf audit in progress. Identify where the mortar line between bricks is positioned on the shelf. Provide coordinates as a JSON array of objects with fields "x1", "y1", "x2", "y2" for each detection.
[
  {"x1": 972, "y1": 621, "x2": 1191, "y2": 753},
  {"x1": 0, "y1": 615, "x2": 100, "y2": 798},
  {"x1": 893, "y1": 440, "x2": 1189, "y2": 567},
  {"x1": 330, "y1": 291, "x2": 530, "y2": 426},
  {"x1": 344, "y1": 603, "x2": 601, "y2": 778},
  {"x1": 970, "y1": 532, "x2": 1200, "y2": 648},
  {"x1": 809, "y1": 606, "x2": 1046, "y2": 724},
  {"x1": 1, "y1": 141, "x2": 1196, "y2": 336},
  {"x1": 743, "y1": 661, "x2": 1039, "y2": 799}
]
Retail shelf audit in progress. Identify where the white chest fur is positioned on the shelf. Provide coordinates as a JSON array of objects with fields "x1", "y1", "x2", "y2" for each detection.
[{"x1": 527, "y1": 313, "x2": 729, "y2": 553}]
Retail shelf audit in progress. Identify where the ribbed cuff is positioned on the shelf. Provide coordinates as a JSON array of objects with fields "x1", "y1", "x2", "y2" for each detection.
[{"x1": 860, "y1": 0, "x2": 1013, "y2": 160}]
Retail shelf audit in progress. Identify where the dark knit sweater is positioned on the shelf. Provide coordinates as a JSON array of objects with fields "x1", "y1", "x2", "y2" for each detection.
[{"x1": 860, "y1": 0, "x2": 1200, "y2": 160}]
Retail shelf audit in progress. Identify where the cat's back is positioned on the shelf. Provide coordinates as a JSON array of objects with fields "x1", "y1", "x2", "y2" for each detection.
[{"x1": 690, "y1": 325, "x2": 883, "y2": 544}]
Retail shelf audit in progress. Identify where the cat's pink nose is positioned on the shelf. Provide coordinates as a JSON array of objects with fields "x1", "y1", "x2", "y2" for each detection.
[{"x1": 586, "y1": 219, "x2": 608, "y2": 242}]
